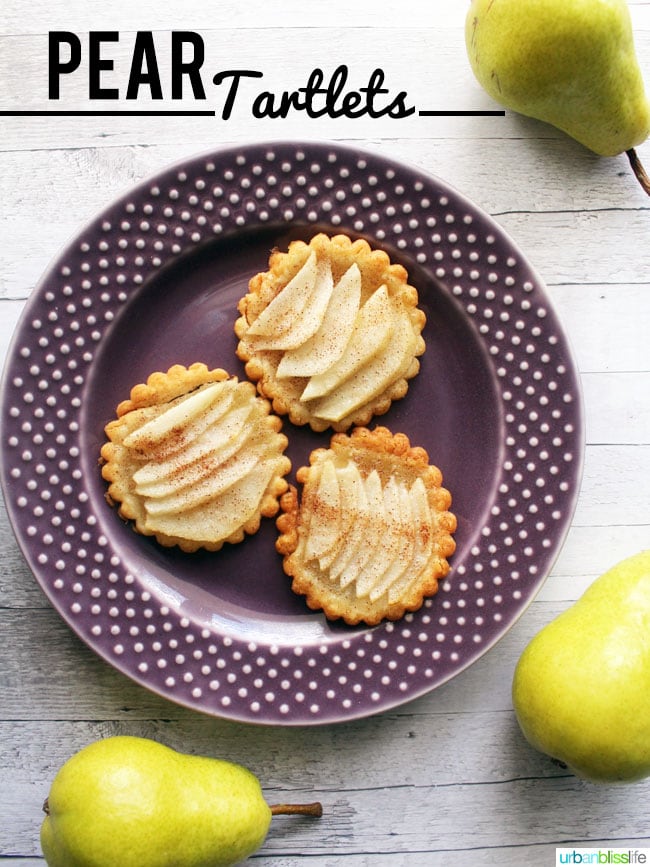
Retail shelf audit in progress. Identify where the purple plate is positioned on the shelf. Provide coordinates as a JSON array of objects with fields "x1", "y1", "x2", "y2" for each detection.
[{"x1": 0, "y1": 141, "x2": 584, "y2": 724}]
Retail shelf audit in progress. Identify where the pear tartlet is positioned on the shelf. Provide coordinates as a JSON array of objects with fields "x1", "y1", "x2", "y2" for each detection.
[
  {"x1": 235, "y1": 233, "x2": 426, "y2": 432},
  {"x1": 101, "y1": 363, "x2": 291, "y2": 552},
  {"x1": 276, "y1": 426, "x2": 456, "y2": 626}
]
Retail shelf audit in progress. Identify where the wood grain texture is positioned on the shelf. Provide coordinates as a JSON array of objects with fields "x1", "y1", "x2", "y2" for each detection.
[{"x1": 1, "y1": 0, "x2": 650, "y2": 864}]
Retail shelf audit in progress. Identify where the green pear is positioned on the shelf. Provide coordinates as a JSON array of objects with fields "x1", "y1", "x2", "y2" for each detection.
[
  {"x1": 465, "y1": 0, "x2": 650, "y2": 193},
  {"x1": 41, "y1": 736, "x2": 322, "y2": 867},
  {"x1": 512, "y1": 550, "x2": 650, "y2": 783}
]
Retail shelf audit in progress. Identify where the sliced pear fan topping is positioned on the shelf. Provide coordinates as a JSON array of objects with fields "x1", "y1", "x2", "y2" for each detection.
[
  {"x1": 302, "y1": 457, "x2": 438, "y2": 604},
  {"x1": 324, "y1": 462, "x2": 369, "y2": 579},
  {"x1": 300, "y1": 284, "x2": 393, "y2": 401},
  {"x1": 306, "y1": 308, "x2": 418, "y2": 423},
  {"x1": 245, "y1": 250, "x2": 320, "y2": 344},
  {"x1": 120, "y1": 380, "x2": 287, "y2": 542},
  {"x1": 337, "y1": 468, "x2": 384, "y2": 590},
  {"x1": 245, "y1": 251, "x2": 335, "y2": 351},
  {"x1": 132, "y1": 403, "x2": 253, "y2": 495},
  {"x1": 277, "y1": 426, "x2": 456, "y2": 625},
  {"x1": 142, "y1": 458, "x2": 280, "y2": 543},
  {"x1": 242, "y1": 248, "x2": 413, "y2": 422},
  {"x1": 303, "y1": 459, "x2": 341, "y2": 562},
  {"x1": 123, "y1": 381, "x2": 238, "y2": 458},
  {"x1": 317, "y1": 462, "x2": 362, "y2": 572},
  {"x1": 276, "y1": 263, "x2": 361, "y2": 378}
]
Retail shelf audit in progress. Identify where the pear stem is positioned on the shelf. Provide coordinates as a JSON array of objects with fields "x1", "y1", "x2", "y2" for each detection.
[
  {"x1": 41, "y1": 794, "x2": 323, "y2": 818},
  {"x1": 626, "y1": 148, "x2": 650, "y2": 196},
  {"x1": 269, "y1": 802, "x2": 323, "y2": 818}
]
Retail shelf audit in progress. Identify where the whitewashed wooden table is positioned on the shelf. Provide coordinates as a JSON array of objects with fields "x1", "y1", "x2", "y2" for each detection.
[{"x1": 1, "y1": 1, "x2": 649, "y2": 864}]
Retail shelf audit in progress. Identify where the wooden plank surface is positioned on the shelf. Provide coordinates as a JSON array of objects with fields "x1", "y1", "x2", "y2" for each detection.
[{"x1": 1, "y1": 0, "x2": 650, "y2": 864}]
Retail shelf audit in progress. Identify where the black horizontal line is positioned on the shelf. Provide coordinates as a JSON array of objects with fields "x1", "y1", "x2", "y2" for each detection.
[
  {"x1": 419, "y1": 110, "x2": 505, "y2": 116},
  {"x1": 2, "y1": 108, "x2": 504, "y2": 118},
  {"x1": 0, "y1": 110, "x2": 217, "y2": 117}
]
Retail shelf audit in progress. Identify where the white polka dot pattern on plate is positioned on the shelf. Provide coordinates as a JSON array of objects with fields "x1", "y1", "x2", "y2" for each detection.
[{"x1": 0, "y1": 142, "x2": 584, "y2": 724}]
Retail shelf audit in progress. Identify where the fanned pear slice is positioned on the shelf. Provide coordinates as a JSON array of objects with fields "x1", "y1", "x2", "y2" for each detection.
[
  {"x1": 101, "y1": 363, "x2": 291, "y2": 552},
  {"x1": 353, "y1": 476, "x2": 415, "y2": 601},
  {"x1": 326, "y1": 462, "x2": 370, "y2": 580},
  {"x1": 318, "y1": 461, "x2": 363, "y2": 572},
  {"x1": 276, "y1": 426, "x2": 456, "y2": 626},
  {"x1": 338, "y1": 469, "x2": 385, "y2": 590},
  {"x1": 366, "y1": 481, "x2": 420, "y2": 604},
  {"x1": 308, "y1": 310, "x2": 418, "y2": 423},
  {"x1": 142, "y1": 444, "x2": 267, "y2": 517},
  {"x1": 144, "y1": 458, "x2": 280, "y2": 542},
  {"x1": 123, "y1": 380, "x2": 236, "y2": 454},
  {"x1": 245, "y1": 250, "x2": 318, "y2": 342},
  {"x1": 300, "y1": 285, "x2": 394, "y2": 402},
  {"x1": 132, "y1": 402, "x2": 253, "y2": 493},
  {"x1": 276, "y1": 263, "x2": 361, "y2": 379},
  {"x1": 386, "y1": 478, "x2": 436, "y2": 605},
  {"x1": 235, "y1": 233, "x2": 426, "y2": 432},
  {"x1": 246, "y1": 254, "x2": 335, "y2": 351},
  {"x1": 303, "y1": 458, "x2": 342, "y2": 562}
]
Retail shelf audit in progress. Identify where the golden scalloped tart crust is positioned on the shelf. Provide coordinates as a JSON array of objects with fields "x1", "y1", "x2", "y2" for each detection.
[
  {"x1": 276, "y1": 426, "x2": 456, "y2": 625},
  {"x1": 235, "y1": 233, "x2": 426, "y2": 432},
  {"x1": 101, "y1": 363, "x2": 291, "y2": 552}
]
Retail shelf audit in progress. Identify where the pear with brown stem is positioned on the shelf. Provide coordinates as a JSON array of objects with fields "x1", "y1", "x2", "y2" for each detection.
[
  {"x1": 41, "y1": 736, "x2": 323, "y2": 867},
  {"x1": 466, "y1": 0, "x2": 650, "y2": 195}
]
